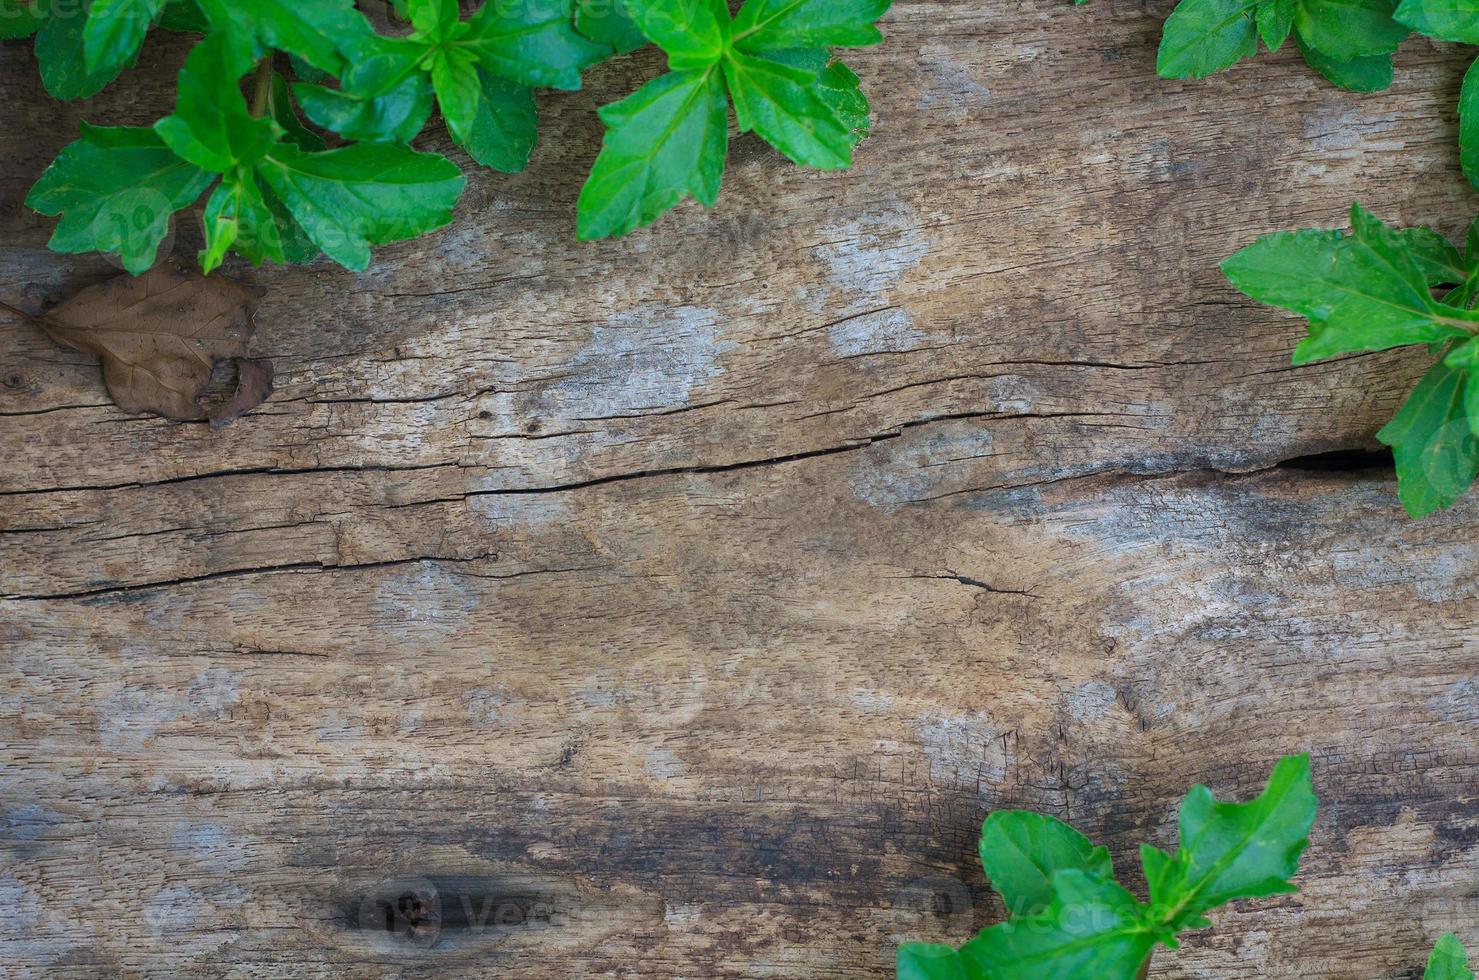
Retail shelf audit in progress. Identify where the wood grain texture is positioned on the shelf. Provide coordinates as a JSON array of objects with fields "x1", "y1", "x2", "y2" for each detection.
[{"x1": 2, "y1": 2, "x2": 1477, "y2": 977}]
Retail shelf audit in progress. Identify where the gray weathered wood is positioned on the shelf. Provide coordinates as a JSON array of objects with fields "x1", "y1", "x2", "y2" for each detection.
[{"x1": 2, "y1": 4, "x2": 1477, "y2": 978}]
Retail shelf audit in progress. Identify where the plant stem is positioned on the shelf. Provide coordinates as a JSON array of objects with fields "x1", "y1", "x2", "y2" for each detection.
[
  {"x1": 250, "y1": 57, "x2": 273, "y2": 118},
  {"x1": 0, "y1": 298, "x2": 45, "y2": 327},
  {"x1": 1135, "y1": 954, "x2": 1152, "y2": 980}
]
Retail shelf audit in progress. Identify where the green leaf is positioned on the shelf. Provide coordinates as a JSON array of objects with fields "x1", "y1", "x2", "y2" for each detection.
[
  {"x1": 1156, "y1": 0, "x2": 1259, "y2": 80},
  {"x1": 0, "y1": 0, "x2": 45, "y2": 41},
  {"x1": 199, "y1": 178, "x2": 243, "y2": 275},
  {"x1": 268, "y1": 72, "x2": 325, "y2": 152},
  {"x1": 200, "y1": 168, "x2": 315, "y2": 271},
  {"x1": 255, "y1": 142, "x2": 466, "y2": 271},
  {"x1": 82, "y1": 0, "x2": 166, "y2": 76},
  {"x1": 427, "y1": 48, "x2": 538, "y2": 171},
  {"x1": 155, "y1": 34, "x2": 277, "y2": 173},
  {"x1": 1221, "y1": 204, "x2": 1479, "y2": 364},
  {"x1": 1427, "y1": 934, "x2": 1476, "y2": 980},
  {"x1": 341, "y1": 33, "x2": 432, "y2": 97},
  {"x1": 955, "y1": 872, "x2": 1156, "y2": 979},
  {"x1": 294, "y1": 76, "x2": 436, "y2": 143},
  {"x1": 731, "y1": 0, "x2": 892, "y2": 50},
  {"x1": 1145, "y1": 754, "x2": 1318, "y2": 932},
  {"x1": 1378, "y1": 355, "x2": 1479, "y2": 516},
  {"x1": 1462, "y1": 58, "x2": 1479, "y2": 194},
  {"x1": 577, "y1": 66, "x2": 729, "y2": 240},
  {"x1": 431, "y1": 46, "x2": 485, "y2": 141},
  {"x1": 406, "y1": 0, "x2": 457, "y2": 36},
  {"x1": 1395, "y1": 0, "x2": 1479, "y2": 43},
  {"x1": 26, "y1": 124, "x2": 214, "y2": 274},
  {"x1": 195, "y1": 0, "x2": 367, "y2": 75},
  {"x1": 626, "y1": 0, "x2": 729, "y2": 71},
  {"x1": 1294, "y1": 0, "x2": 1409, "y2": 60},
  {"x1": 1256, "y1": 0, "x2": 1293, "y2": 50},
  {"x1": 1401, "y1": 227, "x2": 1468, "y2": 288},
  {"x1": 897, "y1": 943, "x2": 976, "y2": 980},
  {"x1": 1444, "y1": 339, "x2": 1479, "y2": 434},
  {"x1": 36, "y1": 0, "x2": 135, "y2": 100},
  {"x1": 459, "y1": 69, "x2": 539, "y2": 173},
  {"x1": 157, "y1": 0, "x2": 207, "y2": 33},
  {"x1": 460, "y1": 0, "x2": 607, "y2": 90},
  {"x1": 978, "y1": 811, "x2": 1114, "y2": 916},
  {"x1": 575, "y1": 0, "x2": 647, "y2": 54},
  {"x1": 1296, "y1": 36, "x2": 1394, "y2": 91},
  {"x1": 724, "y1": 48, "x2": 868, "y2": 168}
]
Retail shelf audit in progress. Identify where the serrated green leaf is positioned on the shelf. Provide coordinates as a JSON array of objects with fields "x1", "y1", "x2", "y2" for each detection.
[
  {"x1": 1427, "y1": 934, "x2": 1476, "y2": 980},
  {"x1": 724, "y1": 48, "x2": 867, "y2": 168},
  {"x1": 1395, "y1": 0, "x2": 1479, "y2": 43},
  {"x1": 897, "y1": 943, "x2": 976, "y2": 980},
  {"x1": 195, "y1": 0, "x2": 367, "y2": 75},
  {"x1": 294, "y1": 76, "x2": 436, "y2": 143},
  {"x1": 1256, "y1": 0, "x2": 1293, "y2": 50},
  {"x1": 1222, "y1": 204, "x2": 1479, "y2": 364},
  {"x1": 577, "y1": 66, "x2": 728, "y2": 240},
  {"x1": 460, "y1": 0, "x2": 606, "y2": 90},
  {"x1": 1401, "y1": 227, "x2": 1468, "y2": 287},
  {"x1": 1146, "y1": 755, "x2": 1317, "y2": 932},
  {"x1": 427, "y1": 46, "x2": 538, "y2": 170},
  {"x1": 154, "y1": 34, "x2": 277, "y2": 173},
  {"x1": 1156, "y1": 0, "x2": 1259, "y2": 80},
  {"x1": 575, "y1": 0, "x2": 647, "y2": 54},
  {"x1": 36, "y1": 0, "x2": 135, "y2": 100},
  {"x1": 1296, "y1": 37, "x2": 1394, "y2": 91},
  {"x1": 978, "y1": 811, "x2": 1114, "y2": 916},
  {"x1": 1295, "y1": 0, "x2": 1409, "y2": 60},
  {"x1": 256, "y1": 141, "x2": 465, "y2": 271},
  {"x1": 955, "y1": 871, "x2": 1156, "y2": 979},
  {"x1": 1379, "y1": 355, "x2": 1479, "y2": 515},
  {"x1": 460, "y1": 68, "x2": 539, "y2": 172},
  {"x1": 82, "y1": 0, "x2": 165, "y2": 76},
  {"x1": 1462, "y1": 58, "x2": 1479, "y2": 194},
  {"x1": 200, "y1": 167, "x2": 314, "y2": 271},
  {"x1": 626, "y1": 0, "x2": 729, "y2": 71},
  {"x1": 431, "y1": 46, "x2": 484, "y2": 139},
  {"x1": 731, "y1": 0, "x2": 892, "y2": 50},
  {"x1": 26, "y1": 124, "x2": 214, "y2": 274},
  {"x1": 0, "y1": 0, "x2": 45, "y2": 41}
]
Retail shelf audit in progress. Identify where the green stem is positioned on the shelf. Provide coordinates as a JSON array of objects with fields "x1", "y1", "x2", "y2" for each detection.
[
  {"x1": 250, "y1": 57, "x2": 273, "y2": 118},
  {"x1": 1135, "y1": 954, "x2": 1152, "y2": 980}
]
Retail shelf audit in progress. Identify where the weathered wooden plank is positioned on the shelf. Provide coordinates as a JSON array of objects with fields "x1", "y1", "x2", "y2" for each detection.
[
  {"x1": 3, "y1": 463, "x2": 1477, "y2": 976},
  {"x1": 2, "y1": 11, "x2": 1475, "y2": 494},
  {"x1": 2, "y1": 2, "x2": 1477, "y2": 979}
]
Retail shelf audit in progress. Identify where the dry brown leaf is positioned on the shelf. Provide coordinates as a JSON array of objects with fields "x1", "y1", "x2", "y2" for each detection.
[{"x1": 2, "y1": 262, "x2": 274, "y2": 425}]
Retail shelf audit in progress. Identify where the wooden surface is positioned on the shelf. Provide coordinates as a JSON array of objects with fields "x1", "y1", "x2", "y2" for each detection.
[{"x1": 3, "y1": 3, "x2": 1478, "y2": 977}]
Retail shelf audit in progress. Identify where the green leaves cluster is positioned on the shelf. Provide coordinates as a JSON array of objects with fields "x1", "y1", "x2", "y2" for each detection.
[
  {"x1": 14, "y1": 0, "x2": 892, "y2": 275},
  {"x1": 897, "y1": 755, "x2": 1318, "y2": 980},
  {"x1": 576, "y1": 0, "x2": 885, "y2": 239},
  {"x1": 1155, "y1": 0, "x2": 1479, "y2": 195},
  {"x1": 1224, "y1": 205, "x2": 1479, "y2": 516},
  {"x1": 1156, "y1": 0, "x2": 1409, "y2": 91},
  {"x1": 1153, "y1": 0, "x2": 1479, "y2": 516}
]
